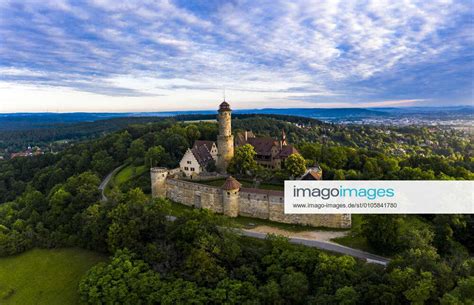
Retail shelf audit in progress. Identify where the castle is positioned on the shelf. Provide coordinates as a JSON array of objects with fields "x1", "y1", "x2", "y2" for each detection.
[
  {"x1": 178, "y1": 101, "x2": 302, "y2": 177},
  {"x1": 151, "y1": 101, "x2": 351, "y2": 229}
]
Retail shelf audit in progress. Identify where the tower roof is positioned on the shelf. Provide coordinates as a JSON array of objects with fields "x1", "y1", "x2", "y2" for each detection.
[
  {"x1": 219, "y1": 101, "x2": 231, "y2": 111},
  {"x1": 222, "y1": 176, "x2": 241, "y2": 190}
]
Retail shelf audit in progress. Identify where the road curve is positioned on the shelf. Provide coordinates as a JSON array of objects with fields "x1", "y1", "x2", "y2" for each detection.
[
  {"x1": 99, "y1": 165, "x2": 124, "y2": 201},
  {"x1": 239, "y1": 229, "x2": 390, "y2": 266}
]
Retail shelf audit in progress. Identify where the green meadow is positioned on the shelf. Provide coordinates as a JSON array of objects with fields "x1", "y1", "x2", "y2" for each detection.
[{"x1": 0, "y1": 248, "x2": 106, "y2": 305}]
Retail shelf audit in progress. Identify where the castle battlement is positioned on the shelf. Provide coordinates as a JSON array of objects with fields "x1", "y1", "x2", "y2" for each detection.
[
  {"x1": 151, "y1": 173, "x2": 351, "y2": 228},
  {"x1": 151, "y1": 167, "x2": 168, "y2": 173}
]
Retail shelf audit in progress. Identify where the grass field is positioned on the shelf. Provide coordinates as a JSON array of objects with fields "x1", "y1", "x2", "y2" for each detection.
[
  {"x1": 105, "y1": 164, "x2": 148, "y2": 195},
  {"x1": 114, "y1": 164, "x2": 147, "y2": 185},
  {"x1": 0, "y1": 248, "x2": 106, "y2": 305}
]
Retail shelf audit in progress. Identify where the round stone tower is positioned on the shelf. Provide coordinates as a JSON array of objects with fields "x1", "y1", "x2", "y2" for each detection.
[
  {"x1": 222, "y1": 176, "x2": 241, "y2": 217},
  {"x1": 150, "y1": 167, "x2": 168, "y2": 198},
  {"x1": 216, "y1": 101, "x2": 234, "y2": 173}
]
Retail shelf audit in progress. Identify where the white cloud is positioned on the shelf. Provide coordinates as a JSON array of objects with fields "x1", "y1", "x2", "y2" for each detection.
[
  {"x1": 0, "y1": 67, "x2": 46, "y2": 77},
  {"x1": 0, "y1": 0, "x2": 471, "y2": 111}
]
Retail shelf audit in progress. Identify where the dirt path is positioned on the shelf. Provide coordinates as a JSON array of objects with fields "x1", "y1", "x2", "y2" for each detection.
[{"x1": 246, "y1": 225, "x2": 348, "y2": 242}]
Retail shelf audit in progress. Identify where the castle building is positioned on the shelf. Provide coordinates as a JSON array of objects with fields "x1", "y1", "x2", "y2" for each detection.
[
  {"x1": 216, "y1": 101, "x2": 234, "y2": 173},
  {"x1": 152, "y1": 100, "x2": 350, "y2": 229},
  {"x1": 179, "y1": 100, "x2": 300, "y2": 173},
  {"x1": 179, "y1": 140, "x2": 217, "y2": 177},
  {"x1": 235, "y1": 129, "x2": 299, "y2": 170}
]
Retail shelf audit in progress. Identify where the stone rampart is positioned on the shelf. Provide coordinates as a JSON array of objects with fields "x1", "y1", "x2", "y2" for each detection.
[{"x1": 152, "y1": 170, "x2": 351, "y2": 229}]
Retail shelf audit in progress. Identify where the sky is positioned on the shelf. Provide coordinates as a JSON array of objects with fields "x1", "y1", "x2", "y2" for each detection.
[{"x1": 0, "y1": 0, "x2": 473, "y2": 112}]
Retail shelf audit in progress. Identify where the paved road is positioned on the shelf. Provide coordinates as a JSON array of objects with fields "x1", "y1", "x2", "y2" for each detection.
[
  {"x1": 100, "y1": 171, "x2": 389, "y2": 266},
  {"x1": 98, "y1": 165, "x2": 124, "y2": 201},
  {"x1": 239, "y1": 230, "x2": 389, "y2": 266},
  {"x1": 165, "y1": 217, "x2": 390, "y2": 266}
]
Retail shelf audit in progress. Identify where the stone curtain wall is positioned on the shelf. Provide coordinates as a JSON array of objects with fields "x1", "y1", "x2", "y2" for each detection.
[
  {"x1": 238, "y1": 188, "x2": 281, "y2": 219},
  {"x1": 160, "y1": 177, "x2": 351, "y2": 229},
  {"x1": 239, "y1": 188, "x2": 351, "y2": 228},
  {"x1": 166, "y1": 178, "x2": 224, "y2": 213}
]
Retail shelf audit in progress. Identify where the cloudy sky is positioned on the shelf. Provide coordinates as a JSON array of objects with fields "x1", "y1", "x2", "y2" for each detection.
[{"x1": 0, "y1": 0, "x2": 472, "y2": 112}]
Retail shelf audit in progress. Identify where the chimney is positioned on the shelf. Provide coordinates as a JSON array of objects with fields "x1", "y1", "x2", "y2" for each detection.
[{"x1": 244, "y1": 131, "x2": 248, "y2": 141}]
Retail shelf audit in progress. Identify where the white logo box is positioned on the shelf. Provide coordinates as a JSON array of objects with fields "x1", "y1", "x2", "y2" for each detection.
[{"x1": 284, "y1": 180, "x2": 474, "y2": 214}]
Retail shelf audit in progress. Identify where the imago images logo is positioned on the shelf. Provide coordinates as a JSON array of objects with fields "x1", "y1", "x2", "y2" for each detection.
[
  {"x1": 292, "y1": 185, "x2": 395, "y2": 200},
  {"x1": 285, "y1": 180, "x2": 473, "y2": 214}
]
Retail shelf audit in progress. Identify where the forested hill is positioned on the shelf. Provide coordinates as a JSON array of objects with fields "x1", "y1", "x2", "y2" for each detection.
[
  {"x1": 0, "y1": 115, "x2": 472, "y2": 304},
  {"x1": 0, "y1": 113, "x2": 326, "y2": 151},
  {"x1": 0, "y1": 113, "x2": 125, "y2": 130},
  {"x1": 0, "y1": 116, "x2": 171, "y2": 151},
  {"x1": 176, "y1": 113, "x2": 328, "y2": 126},
  {"x1": 1, "y1": 114, "x2": 472, "y2": 204}
]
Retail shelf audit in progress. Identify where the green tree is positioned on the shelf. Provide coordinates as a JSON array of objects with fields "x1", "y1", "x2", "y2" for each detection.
[
  {"x1": 163, "y1": 134, "x2": 189, "y2": 162},
  {"x1": 433, "y1": 215, "x2": 466, "y2": 256},
  {"x1": 128, "y1": 139, "x2": 145, "y2": 165},
  {"x1": 285, "y1": 153, "x2": 307, "y2": 178},
  {"x1": 91, "y1": 150, "x2": 114, "y2": 176},
  {"x1": 388, "y1": 267, "x2": 436, "y2": 305},
  {"x1": 228, "y1": 144, "x2": 258, "y2": 175},
  {"x1": 404, "y1": 271, "x2": 435, "y2": 305},
  {"x1": 280, "y1": 270, "x2": 308, "y2": 304},
  {"x1": 107, "y1": 188, "x2": 168, "y2": 253},
  {"x1": 145, "y1": 145, "x2": 166, "y2": 167},
  {"x1": 335, "y1": 286, "x2": 358, "y2": 305},
  {"x1": 185, "y1": 124, "x2": 201, "y2": 143},
  {"x1": 259, "y1": 280, "x2": 282, "y2": 305},
  {"x1": 362, "y1": 215, "x2": 403, "y2": 254},
  {"x1": 79, "y1": 249, "x2": 161, "y2": 304},
  {"x1": 440, "y1": 276, "x2": 474, "y2": 305},
  {"x1": 333, "y1": 169, "x2": 345, "y2": 180}
]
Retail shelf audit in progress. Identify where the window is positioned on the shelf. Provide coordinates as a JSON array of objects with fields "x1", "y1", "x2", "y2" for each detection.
[
  {"x1": 184, "y1": 167, "x2": 189, "y2": 171},
  {"x1": 187, "y1": 161, "x2": 191, "y2": 164},
  {"x1": 190, "y1": 167, "x2": 195, "y2": 171}
]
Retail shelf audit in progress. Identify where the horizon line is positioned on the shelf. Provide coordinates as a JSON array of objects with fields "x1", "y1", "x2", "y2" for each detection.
[{"x1": 1, "y1": 104, "x2": 473, "y2": 114}]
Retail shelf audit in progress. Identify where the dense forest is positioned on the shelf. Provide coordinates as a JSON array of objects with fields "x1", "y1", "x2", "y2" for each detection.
[
  {"x1": 0, "y1": 116, "x2": 169, "y2": 151},
  {"x1": 0, "y1": 116, "x2": 473, "y2": 304}
]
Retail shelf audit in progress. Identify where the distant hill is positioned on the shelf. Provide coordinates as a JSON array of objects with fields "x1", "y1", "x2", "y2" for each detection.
[
  {"x1": 237, "y1": 107, "x2": 388, "y2": 118},
  {"x1": 0, "y1": 117, "x2": 169, "y2": 150},
  {"x1": 0, "y1": 113, "x2": 140, "y2": 131},
  {"x1": 2, "y1": 105, "x2": 472, "y2": 131}
]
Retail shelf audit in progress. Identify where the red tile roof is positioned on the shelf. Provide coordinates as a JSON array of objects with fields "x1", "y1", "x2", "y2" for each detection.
[
  {"x1": 279, "y1": 145, "x2": 299, "y2": 158},
  {"x1": 193, "y1": 140, "x2": 215, "y2": 152},
  {"x1": 247, "y1": 137, "x2": 278, "y2": 156},
  {"x1": 191, "y1": 144, "x2": 213, "y2": 167},
  {"x1": 219, "y1": 101, "x2": 231, "y2": 111},
  {"x1": 222, "y1": 176, "x2": 242, "y2": 190},
  {"x1": 235, "y1": 131, "x2": 256, "y2": 146}
]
